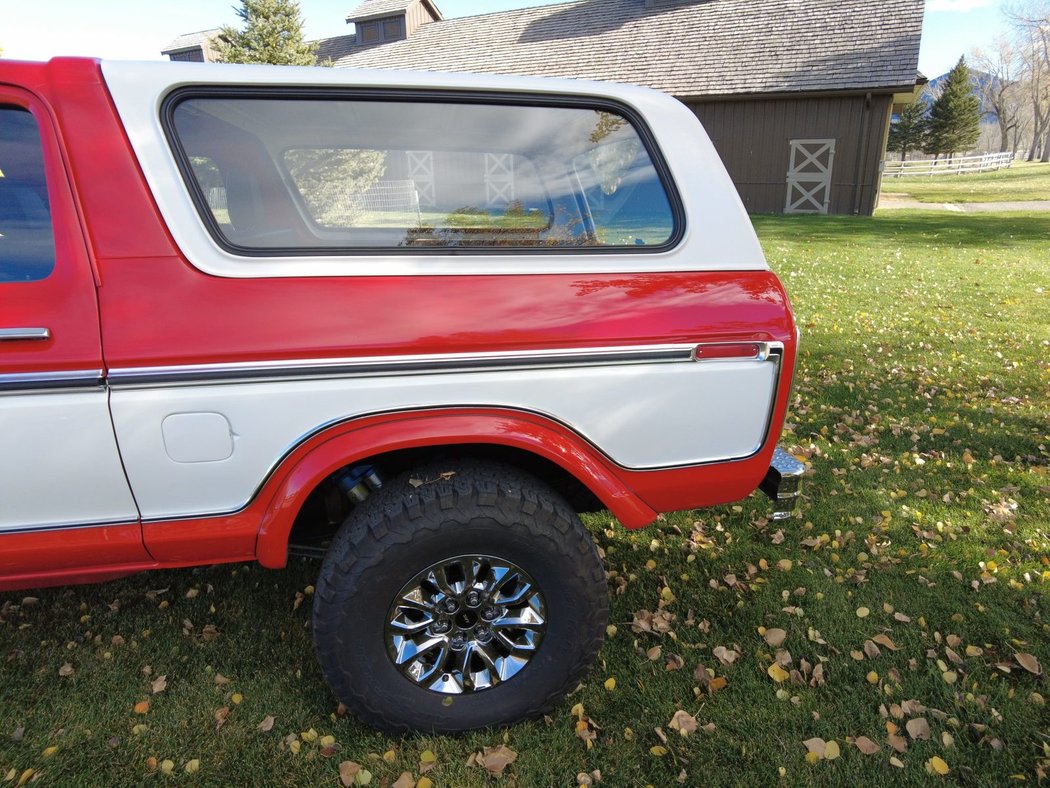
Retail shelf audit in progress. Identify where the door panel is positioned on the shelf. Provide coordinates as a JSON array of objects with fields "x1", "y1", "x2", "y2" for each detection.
[{"x1": 0, "y1": 87, "x2": 143, "y2": 571}]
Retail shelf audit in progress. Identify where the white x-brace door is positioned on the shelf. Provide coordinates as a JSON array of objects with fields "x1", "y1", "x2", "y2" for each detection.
[{"x1": 785, "y1": 139, "x2": 836, "y2": 214}]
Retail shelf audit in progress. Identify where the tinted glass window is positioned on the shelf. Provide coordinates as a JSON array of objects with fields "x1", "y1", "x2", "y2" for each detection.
[
  {"x1": 169, "y1": 95, "x2": 677, "y2": 253},
  {"x1": 0, "y1": 106, "x2": 55, "y2": 282}
]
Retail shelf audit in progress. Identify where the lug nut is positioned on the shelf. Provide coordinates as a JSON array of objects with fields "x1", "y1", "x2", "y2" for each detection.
[
  {"x1": 466, "y1": 591, "x2": 481, "y2": 607},
  {"x1": 475, "y1": 627, "x2": 493, "y2": 644},
  {"x1": 450, "y1": 634, "x2": 466, "y2": 650},
  {"x1": 432, "y1": 619, "x2": 451, "y2": 634},
  {"x1": 481, "y1": 606, "x2": 499, "y2": 621},
  {"x1": 444, "y1": 599, "x2": 458, "y2": 613}
]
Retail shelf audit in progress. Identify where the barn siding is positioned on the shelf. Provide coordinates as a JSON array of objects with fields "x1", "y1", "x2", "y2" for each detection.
[
  {"x1": 405, "y1": 3, "x2": 437, "y2": 37},
  {"x1": 684, "y1": 93, "x2": 893, "y2": 215}
]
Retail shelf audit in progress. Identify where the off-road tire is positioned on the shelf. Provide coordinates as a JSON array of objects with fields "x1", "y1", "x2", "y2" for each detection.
[{"x1": 312, "y1": 460, "x2": 608, "y2": 733}]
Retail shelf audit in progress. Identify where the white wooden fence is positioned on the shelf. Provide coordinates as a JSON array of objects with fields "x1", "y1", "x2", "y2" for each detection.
[{"x1": 882, "y1": 151, "x2": 1014, "y2": 178}]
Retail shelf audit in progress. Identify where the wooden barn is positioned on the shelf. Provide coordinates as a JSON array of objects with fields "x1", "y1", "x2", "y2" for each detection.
[{"x1": 166, "y1": 0, "x2": 925, "y2": 215}]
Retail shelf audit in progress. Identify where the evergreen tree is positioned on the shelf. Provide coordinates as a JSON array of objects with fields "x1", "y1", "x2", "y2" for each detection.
[
  {"x1": 924, "y1": 56, "x2": 981, "y2": 157},
  {"x1": 887, "y1": 100, "x2": 928, "y2": 160},
  {"x1": 216, "y1": 0, "x2": 316, "y2": 66}
]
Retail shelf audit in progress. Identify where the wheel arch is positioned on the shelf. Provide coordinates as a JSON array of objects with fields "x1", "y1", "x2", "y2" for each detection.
[{"x1": 254, "y1": 407, "x2": 657, "y2": 568}]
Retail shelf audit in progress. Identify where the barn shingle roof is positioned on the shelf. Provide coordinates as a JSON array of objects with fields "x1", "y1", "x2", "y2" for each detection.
[
  {"x1": 331, "y1": 0, "x2": 924, "y2": 97},
  {"x1": 162, "y1": 28, "x2": 222, "y2": 54}
]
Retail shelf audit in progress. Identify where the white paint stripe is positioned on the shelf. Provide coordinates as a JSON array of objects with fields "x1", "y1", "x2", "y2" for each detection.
[{"x1": 110, "y1": 358, "x2": 779, "y2": 521}]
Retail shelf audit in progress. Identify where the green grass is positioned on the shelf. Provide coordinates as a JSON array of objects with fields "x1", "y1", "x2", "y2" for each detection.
[
  {"x1": 2, "y1": 211, "x2": 1049, "y2": 786},
  {"x1": 882, "y1": 160, "x2": 1050, "y2": 203}
]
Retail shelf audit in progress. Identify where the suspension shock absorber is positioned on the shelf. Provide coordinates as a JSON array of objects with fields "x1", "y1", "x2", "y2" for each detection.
[{"x1": 333, "y1": 464, "x2": 383, "y2": 504}]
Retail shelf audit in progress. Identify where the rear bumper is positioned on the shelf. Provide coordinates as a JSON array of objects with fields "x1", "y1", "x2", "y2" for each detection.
[{"x1": 760, "y1": 446, "x2": 805, "y2": 520}]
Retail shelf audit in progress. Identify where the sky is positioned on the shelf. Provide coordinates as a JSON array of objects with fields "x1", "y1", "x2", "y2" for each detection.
[{"x1": 0, "y1": 0, "x2": 1015, "y2": 80}]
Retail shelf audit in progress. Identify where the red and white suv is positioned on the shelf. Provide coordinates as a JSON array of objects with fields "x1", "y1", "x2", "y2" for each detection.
[{"x1": 0, "y1": 58, "x2": 801, "y2": 731}]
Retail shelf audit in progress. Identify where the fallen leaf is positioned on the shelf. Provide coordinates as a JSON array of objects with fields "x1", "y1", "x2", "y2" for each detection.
[
  {"x1": 1015, "y1": 653, "x2": 1042, "y2": 675},
  {"x1": 824, "y1": 740, "x2": 840, "y2": 760},
  {"x1": 890, "y1": 756, "x2": 904, "y2": 768},
  {"x1": 871, "y1": 634, "x2": 899, "y2": 651},
  {"x1": 213, "y1": 673, "x2": 231, "y2": 686},
  {"x1": 151, "y1": 675, "x2": 167, "y2": 694},
  {"x1": 58, "y1": 663, "x2": 74, "y2": 678},
  {"x1": 134, "y1": 701, "x2": 150, "y2": 715},
  {"x1": 214, "y1": 707, "x2": 229, "y2": 729},
  {"x1": 392, "y1": 773, "x2": 414, "y2": 788},
  {"x1": 853, "y1": 736, "x2": 880, "y2": 755},
  {"x1": 476, "y1": 744, "x2": 517, "y2": 776},
  {"x1": 802, "y1": 738, "x2": 825, "y2": 759},
  {"x1": 604, "y1": 677, "x2": 616, "y2": 691},
  {"x1": 650, "y1": 745, "x2": 668, "y2": 757},
  {"x1": 856, "y1": 607, "x2": 870, "y2": 618},
  {"x1": 201, "y1": 624, "x2": 220, "y2": 641},
  {"x1": 767, "y1": 664, "x2": 790, "y2": 683},
  {"x1": 41, "y1": 746, "x2": 57, "y2": 758},
  {"x1": 668, "y1": 710, "x2": 698, "y2": 736},
  {"x1": 906, "y1": 718, "x2": 930, "y2": 741},
  {"x1": 764, "y1": 628, "x2": 788, "y2": 647},
  {"x1": 646, "y1": 645, "x2": 662, "y2": 661},
  {"x1": 160, "y1": 760, "x2": 174, "y2": 776},
  {"x1": 926, "y1": 756, "x2": 949, "y2": 776},
  {"x1": 339, "y1": 761, "x2": 364, "y2": 787},
  {"x1": 712, "y1": 646, "x2": 737, "y2": 665},
  {"x1": 184, "y1": 759, "x2": 200, "y2": 774},
  {"x1": 417, "y1": 778, "x2": 433, "y2": 788}
]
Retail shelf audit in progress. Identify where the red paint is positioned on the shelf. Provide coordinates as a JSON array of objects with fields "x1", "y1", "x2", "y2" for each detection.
[
  {"x1": 0, "y1": 77, "x2": 105, "y2": 376},
  {"x1": 0, "y1": 525, "x2": 147, "y2": 579},
  {"x1": 0, "y1": 59, "x2": 799, "y2": 592}
]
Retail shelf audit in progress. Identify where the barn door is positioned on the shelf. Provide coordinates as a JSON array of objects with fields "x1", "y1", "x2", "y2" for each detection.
[
  {"x1": 406, "y1": 150, "x2": 436, "y2": 207},
  {"x1": 785, "y1": 139, "x2": 835, "y2": 214}
]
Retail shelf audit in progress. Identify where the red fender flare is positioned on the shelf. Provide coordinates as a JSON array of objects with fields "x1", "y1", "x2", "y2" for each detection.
[{"x1": 254, "y1": 408, "x2": 657, "y2": 568}]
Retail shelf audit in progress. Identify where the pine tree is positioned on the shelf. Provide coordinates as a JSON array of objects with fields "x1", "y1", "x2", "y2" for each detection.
[
  {"x1": 887, "y1": 100, "x2": 928, "y2": 160},
  {"x1": 924, "y1": 56, "x2": 981, "y2": 158},
  {"x1": 216, "y1": 0, "x2": 316, "y2": 66}
]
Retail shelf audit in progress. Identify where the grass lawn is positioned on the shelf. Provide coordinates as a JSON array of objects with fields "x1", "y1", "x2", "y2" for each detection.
[
  {"x1": 2, "y1": 211, "x2": 1049, "y2": 786},
  {"x1": 882, "y1": 160, "x2": 1050, "y2": 203}
]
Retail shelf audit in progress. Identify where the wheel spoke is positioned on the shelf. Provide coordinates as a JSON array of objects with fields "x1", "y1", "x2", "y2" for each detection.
[
  {"x1": 393, "y1": 634, "x2": 445, "y2": 666},
  {"x1": 388, "y1": 613, "x2": 433, "y2": 635},
  {"x1": 386, "y1": 554, "x2": 547, "y2": 696},
  {"x1": 491, "y1": 606, "x2": 545, "y2": 630}
]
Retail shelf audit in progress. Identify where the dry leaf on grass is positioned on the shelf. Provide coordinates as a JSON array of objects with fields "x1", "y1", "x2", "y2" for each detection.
[
  {"x1": 150, "y1": 675, "x2": 167, "y2": 694},
  {"x1": 58, "y1": 663, "x2": 74, "y2": 678},
  {"x1": 905, "y1": 718, "x2": 930, "y2": 741},
  {"x1": 258, "y1": 715, "x2": 275, "y2": 732},
  {"x1": 668, "y1": 710, "x2": 698, "y2": 736},
  {"x1": 712, "y1": 646, "x2": 738, "y2": 665},
  {"x1": 853, "y1": 736, "x2": 880, "y2": 755},
  {"x1": 764, "y1": 628, "x2": 787, "y2": 647},
  {"x1": 1015, "y1": 653, "x2": 1042, "y2": 675},
  {"x1": 871, "y1": 634, "x2": 899, "y2": 651},
  {"x1": 476, "y1": 744, "x2": 518, "y2": 776},
  {"x1": 392, "y1": 773, "x2": 415, "y2": 788}
]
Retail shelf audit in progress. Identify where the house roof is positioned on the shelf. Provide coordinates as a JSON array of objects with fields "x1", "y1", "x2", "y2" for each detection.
[
  {"x1": 331, "y1": 0, "x2": 924, "y2": 98},
  {"x1": 161, "y1": 28, "x2": 222, "y2": 54},
  {"x1": 346, "y1": 0, "x2": 442, "y2": 22}
]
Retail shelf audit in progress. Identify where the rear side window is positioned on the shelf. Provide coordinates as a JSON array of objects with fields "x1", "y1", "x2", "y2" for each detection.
[
  {"x1": 0, "y1": 106, "x2": 55, "y2": 282},
  {"x1": 166, "y1": 92, "x2": 680, "y2": 254}
]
